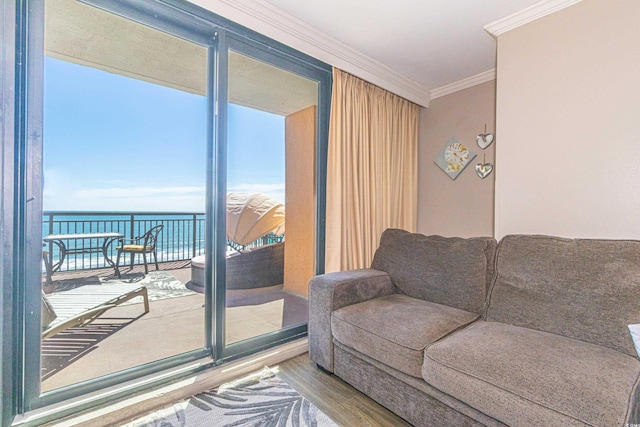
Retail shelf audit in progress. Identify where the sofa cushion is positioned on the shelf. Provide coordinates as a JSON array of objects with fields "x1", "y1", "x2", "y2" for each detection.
[
  {"x1": 423, "y1": 321, "x2": 640, "y2": 427},
  {"x1": 332, "y1": 294, "x2": 478, "y2": 378},
  {"x1": 371, "y1": 229, "x2": 496, "y2": 314},
  {"x1": 486, "y1": 234, "x2": 640, "y2": 357}
]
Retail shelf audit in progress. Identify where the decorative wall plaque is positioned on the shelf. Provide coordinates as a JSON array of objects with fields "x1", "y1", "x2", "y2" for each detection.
[{"x1": 434, "y1": 137, "x2": 477, "y2": 180}]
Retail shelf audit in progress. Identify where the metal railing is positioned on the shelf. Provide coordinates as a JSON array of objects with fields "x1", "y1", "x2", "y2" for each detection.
[
  {"x1": 43, "y1": 211, "x2": 206, "y2": 272},
  {"x1": 42, "y1": 211, "x2": 285, "y2": 273},
  {"x1": 227, "y1": 233, "x2": 285, "y2": 252}
]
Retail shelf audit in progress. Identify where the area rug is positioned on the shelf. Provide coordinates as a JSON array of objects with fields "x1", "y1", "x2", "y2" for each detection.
[
  {"x1": 122, "y1": 367, "x2": 337, "y2": 427},
  {"x1": 53, "y1": 270, "x2": 196, "y2": 304}
]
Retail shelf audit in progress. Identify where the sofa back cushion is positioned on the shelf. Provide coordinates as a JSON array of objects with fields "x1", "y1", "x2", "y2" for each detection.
[
  {"x1": 486, "y1": 234, "x2": 640, "y2": 357},
  {"x1": 371, "y1": 229, "x2": 497, "y2": 314}
]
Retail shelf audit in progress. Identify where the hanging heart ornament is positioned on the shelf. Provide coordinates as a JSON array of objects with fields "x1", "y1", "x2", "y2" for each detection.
[
  {"x1": 476, "y1": 133, "x2": 494, "y2": 149},
  {"x1": 475, "y1": 162, "x2": 493, "y2": 179}
]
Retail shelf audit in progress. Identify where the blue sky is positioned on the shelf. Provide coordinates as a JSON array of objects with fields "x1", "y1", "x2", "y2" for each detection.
[{"x1": 43, "y1": 57, "x2": 285, "y2": 212}]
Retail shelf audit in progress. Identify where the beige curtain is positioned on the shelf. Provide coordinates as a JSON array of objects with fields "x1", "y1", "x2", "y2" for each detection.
[{"x1": 325, "y1": 68, "x2": 419, "y2": 272}]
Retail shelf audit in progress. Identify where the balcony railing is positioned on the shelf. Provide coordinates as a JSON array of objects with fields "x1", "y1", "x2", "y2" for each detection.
[
  {"x1": 42, "y1": 211, "x2": 205, "y2": 272},
  {"x1": 42, "y1": 211, "x2": 285, "y2": 273}
]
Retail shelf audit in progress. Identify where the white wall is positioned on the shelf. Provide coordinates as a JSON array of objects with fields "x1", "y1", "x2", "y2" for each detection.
[
  {"x1": 494, "y1": 0, "x2": 640, "y2": 239},
  {"x1": 418, "y1": 81, "x2": 496, "y2": 237}
]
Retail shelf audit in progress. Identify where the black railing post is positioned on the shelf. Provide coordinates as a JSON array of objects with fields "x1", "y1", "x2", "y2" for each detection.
[
  {"x1": 192, "y1": 214, "x2": 197, "y2": 258},
  {"x1": 47, "y1": 213, "x2": 53, "y2": 235},
  {"x1": 129, "y1": 214, "x2": 135, "y2": 240},
  {"x1": 47, "y1": 213, "x2": 54, "y2": 267}
]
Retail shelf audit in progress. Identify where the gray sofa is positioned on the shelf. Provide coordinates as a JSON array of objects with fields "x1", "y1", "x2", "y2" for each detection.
[{"x1": 309, "y1": 229, "x2": 640, "y2": 426}]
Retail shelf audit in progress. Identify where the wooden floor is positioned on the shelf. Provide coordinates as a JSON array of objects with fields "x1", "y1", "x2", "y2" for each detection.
[{"x1": 277, "y1": 354, "x2": 412, "y2": 427}]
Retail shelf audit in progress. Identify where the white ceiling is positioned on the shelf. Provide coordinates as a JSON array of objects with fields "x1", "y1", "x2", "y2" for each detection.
[
  {"x1": 52, "y1": 0, "x2": 572, "y2": 108},
  {"x1": 261, "y1": 0, "x2": 541, "y2": 90}
]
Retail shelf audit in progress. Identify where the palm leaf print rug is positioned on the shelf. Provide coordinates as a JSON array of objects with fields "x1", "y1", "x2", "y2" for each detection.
[{"x1": 123, "y1": 367, "x2": 338, "y2": 427}]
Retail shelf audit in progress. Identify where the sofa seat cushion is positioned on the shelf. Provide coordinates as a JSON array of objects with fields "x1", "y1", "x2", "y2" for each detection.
[
  {"x1": 332, "y1": 294, "x2": 478, "y2": 378},
  {"x1": 423, "y1": 321, "x2": 640, "y2": 426}
]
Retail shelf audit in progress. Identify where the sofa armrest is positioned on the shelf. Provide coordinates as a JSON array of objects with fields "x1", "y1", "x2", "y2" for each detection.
[{"x1": 308, "y1": 268, "x2": 396, "y2": 372}]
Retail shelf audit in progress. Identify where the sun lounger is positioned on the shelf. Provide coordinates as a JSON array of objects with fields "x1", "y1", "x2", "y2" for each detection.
[{"x1": 42, "y1": 284, "x2": 149, "y2": 340}]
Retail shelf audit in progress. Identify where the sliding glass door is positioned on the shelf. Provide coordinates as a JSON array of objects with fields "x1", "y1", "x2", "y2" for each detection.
[
  {"x1": 23, "y1": 0, "x2": 218, "y2": 411},
  {"x1": 15, "y1": 0, "x2": 330, "y2": 417},
  {"x1": 219, "y1": 38, "x2": 321, "y2": 359},
  {"x1": 40, "y1": 0, "x2": 210, "y2": 392}
]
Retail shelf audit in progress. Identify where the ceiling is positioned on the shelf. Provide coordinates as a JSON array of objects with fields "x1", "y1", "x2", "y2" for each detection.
[
  {"x1": 261, "y1": 0, "x2": 542, "y2": 90},
  {"x1": 49, "y1": 0, "x2": 556, "y2": 109},
  {"x1": 46, "y1": 0, "x2": 319, "y2": 116}
]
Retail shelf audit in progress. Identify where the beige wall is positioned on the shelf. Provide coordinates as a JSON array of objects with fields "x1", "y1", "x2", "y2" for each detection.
[
  {"x1": 417, "y1": 81, "x2": 496, "y2": 237},
  {"x1": 283, "y1": 106, "x2": 316, "y2": 296},
  {"x1": 494, "y1": 0, "x2": 640, "y2": 239}
]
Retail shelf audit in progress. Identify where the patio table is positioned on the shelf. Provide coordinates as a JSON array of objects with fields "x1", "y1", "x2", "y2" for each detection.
[{"x1": 43, "y1": 232, "x2": 124, "y2": 285}]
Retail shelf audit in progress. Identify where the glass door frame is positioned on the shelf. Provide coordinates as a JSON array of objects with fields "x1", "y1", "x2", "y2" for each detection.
[
  {"x1": 215, "y1": 33, "x2": 331, "y2": 362},
  {"x1": 19, "y1": 0, "x2": 219, "y2": 413},
  {"x1": 11, "y1": 0, "x2": 331, "y2": 421}
]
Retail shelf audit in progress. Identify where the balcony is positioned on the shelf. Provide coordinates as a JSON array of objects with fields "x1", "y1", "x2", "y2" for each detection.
[{"x1": 40, "y1": 211, "x2": 307, "y2": 392}]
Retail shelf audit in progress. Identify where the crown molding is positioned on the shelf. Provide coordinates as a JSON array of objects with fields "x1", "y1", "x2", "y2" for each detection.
[
  {"x1": 192, "y1": 0, "x2": 431, "y2": 106},
  {"x1": 484, "y1": 0, "x2": 584, "y2": 37},
  {"x1": 429, "y1": 69, "x2": 496, "y2": 100}
]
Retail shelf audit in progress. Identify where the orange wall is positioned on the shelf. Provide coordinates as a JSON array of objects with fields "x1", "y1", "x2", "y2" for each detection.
[
  {"x1": 417, "y1": 80, "x2": 496, "y2": 237},
  {"x1": 283, "y1": 106, "x2": 316, "y2": 296},
  {"x1": 494, "y1": 0, "x2": 640, "y2": 239}
]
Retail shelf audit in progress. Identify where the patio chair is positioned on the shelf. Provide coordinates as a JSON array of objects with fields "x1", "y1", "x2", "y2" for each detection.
[
  {"x1": 114, "y1": 224, "x2": 164, "y2": 277},
  {"x1": 41, "y1": 284, "x2": 149, "y2": 340}
]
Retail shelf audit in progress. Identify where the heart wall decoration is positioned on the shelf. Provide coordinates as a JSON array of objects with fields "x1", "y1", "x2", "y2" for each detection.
[
  {"x1": 476, "y1": 154, "x2": 494, "y2": 179},
  {"x1": 476, "y1": 162, "x2": 493, "y2": 179},
  {"x1": 476, "y1": 124, "x2": 494, "y2": 149}
]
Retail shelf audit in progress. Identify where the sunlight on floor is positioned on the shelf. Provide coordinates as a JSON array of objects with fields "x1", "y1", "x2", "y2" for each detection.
[{"x1": 40, "y1": 266, "x2": 308, "y2": 393}]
